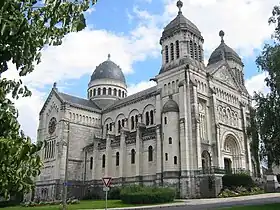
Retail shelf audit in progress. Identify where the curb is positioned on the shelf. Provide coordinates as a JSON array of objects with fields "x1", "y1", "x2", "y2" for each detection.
[{"x1": 84, "y1": 202, "x2": 187, "y2": 210}]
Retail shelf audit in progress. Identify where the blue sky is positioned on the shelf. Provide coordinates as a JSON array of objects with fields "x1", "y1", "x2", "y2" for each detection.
[{"x1": 4, "y1": 0, "x2": 278, "y2": 140}]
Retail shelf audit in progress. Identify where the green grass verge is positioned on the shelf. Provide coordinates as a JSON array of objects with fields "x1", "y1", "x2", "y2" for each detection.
[
  {"x1": 219, "y1": 203, "x2": 280, "y2": 210},
  {"x1": 3, "y1": 200, "x2": 179, "y2": 210}
]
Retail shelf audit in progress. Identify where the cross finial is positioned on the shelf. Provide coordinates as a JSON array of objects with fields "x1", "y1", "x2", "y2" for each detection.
[
  {"x1": 219, "y1": 30, "x2": 225, "y2": 43},
  {"x1": 107, "y1": 53, "x2": 111, "y2": 60},
  {"x1": 176, "y1": 0, "x2": 183, "y2": 14},
  {"x1": 53, "y1": 82, "x2": 57, "y2": 88}
]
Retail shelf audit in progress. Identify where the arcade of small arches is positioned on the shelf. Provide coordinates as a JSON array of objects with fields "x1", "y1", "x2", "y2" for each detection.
[
  {"x1": 68, "y1": 112, "x2": 100, "y2": 126},
  {"x1": 163, "y1": 79, "x2": 179, "y2": 96},
  {"x1": 105, "y1": 107, "x2": 156, "y2": 134},
  {"x1": 88, "y1": 86, "x2": 127, "y2": 99}
]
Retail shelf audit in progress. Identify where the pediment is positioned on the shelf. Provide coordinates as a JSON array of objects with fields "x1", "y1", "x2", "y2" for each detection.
[{"x1": 211, "y1": 65, "x2": 239, "y2": 90}]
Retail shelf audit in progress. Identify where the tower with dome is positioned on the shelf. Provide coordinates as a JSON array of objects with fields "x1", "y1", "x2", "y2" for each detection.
[{"x1": 35, "y1": 0, "x2": 254, "y2": 199}]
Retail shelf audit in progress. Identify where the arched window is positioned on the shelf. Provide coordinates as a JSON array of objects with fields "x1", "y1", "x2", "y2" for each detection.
[
  {"x1": 118, "y1": 120, "x2": 121, "y2": 133},
  {"x1": 190, "y1": 40, "x2": 193, "y2": 58},
  {"x1": 93, "y1": 89, "x2": 96, "y2": 96},
  {"x1": 90, "y1": 157, "x2": 93, "y2": 170},
  {"x1": 164, "y1": 116, "x2": 167, "y2": 125},
  {"x1": 98, "y1": 88, "x2": 101, "y2": 95},
  {"x1": 122, "y1": 91, "x2": 125, "y2": 98},
  {"x1": 194, "y1": 43, "x2": 198, "y2": 60},
  {"x1": 148, "y1": 146, "x2": 153, "y2": 162},
  {"x1": 169, "y1": 137, "x2": 172, "y2": 144},
  {"x1": 131, "y1": 149, "x2": 136, "y2": 164},
  {"x1": 175, "y1": 40, "x2": 180, "y2": 59},
  {"x1": 109, "y1": 123, "x2": 112, "y2": 131},
  {"x1": 108, "y1": 88, "x2": 112, "y2": 95},
  {"x1": 165, "y1": 45, "x2": 169, "y2": 63},
  {"x1": 103, "y1": 87, "x2": 106, "y2": 95},
  {"x1": 145, "y1": 111, "x2": 150, "y2": 125},
  {"x1": 150, "y1": 110, "x2": 154, "y2": 125},
  {"x1": 170, "y1": 43, "x2": 174, "y2": 61},
  {"x1": 165, "y1": 153, "x2": 168, "y2": 161},
  {"x1": 118, "y1": 89, "x2": 121, "y2": 97},
  {"x1": 90, "y1": 90, "x2": 92, "y2": 97},
  {"x1": 131, "y1": 116, "x2": 135, "y2": 130},
  {"x1": 198, "y1": 45, "x2": 202, "y2": 62},
  {"x1": 135, "y1": 115, "x2": 138, "y2": 125},
  {"x1": 102, "y1": 154, "x2": 106, "y2": 168},
  {"x1": 121, "y1": 119, "x2": 125, "y2": 127},
  {"x1": 174, "y1": 156, "x2": 178, "y2": 165},
  {"x1": 106, "y1": 124, "x2": 109, "y2": 131},
  {"x1": 116, "y1": 152, "x2": 119, "y2": 166},
  {"x1": 113, "y1": 88, "x2": 117, "y2": 96}
]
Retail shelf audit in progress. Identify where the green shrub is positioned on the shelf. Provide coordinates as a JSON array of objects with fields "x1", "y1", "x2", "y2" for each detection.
[
  {"x1": 222, "y1": 173, "x2": 254, "y2": 189},
  {"x1": 218, "y1": 186, "x2": 264, "y2": 198},
  {"x1": 120, "y1": 185, "x2": 175, "y2": 204},
  {"x1": 108, "y1": 187, "x2": 121, "y2": 200}
]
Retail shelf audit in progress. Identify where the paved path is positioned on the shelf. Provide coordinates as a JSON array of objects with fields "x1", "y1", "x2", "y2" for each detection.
[{"x1": 90, "y1": 193, "x2": 280, "y2": 210}]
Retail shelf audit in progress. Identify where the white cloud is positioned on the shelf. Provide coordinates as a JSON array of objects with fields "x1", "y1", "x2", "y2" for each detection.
[
  {"x1": 245, "y1": 72, "x2": 270, "y2": 96},
  {"x1": 127, "y1": 81, "x2": 157, "y2": 95}
]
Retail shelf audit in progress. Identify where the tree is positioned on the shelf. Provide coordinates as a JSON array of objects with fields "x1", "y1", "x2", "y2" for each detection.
[
  {"x1": 0, "y1": 0, "x2": 98, "y2": 199},
  {"x1": 247, "y1": 106, "x2": 261, "y2": 177},
  {"x1": 252, "y1": 4, "x2": 280, "y2": 170}
]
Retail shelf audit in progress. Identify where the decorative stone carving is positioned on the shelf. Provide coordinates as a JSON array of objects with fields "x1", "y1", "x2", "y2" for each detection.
[
  {"x1": 179, "y1": 118, "x2": 185, "y2": 124},
  {"x1": 217, "y1": 104, "x2": 238, "y2": 127},
  {"x1": 125, "y1": 132, "x2": 136, "y2": 144}
]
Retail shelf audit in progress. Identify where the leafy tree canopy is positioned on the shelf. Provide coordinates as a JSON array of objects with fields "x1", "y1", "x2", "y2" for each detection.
[
  {"x1": 0, "y1": 0, "x2": 97, "y2": 199},
  {"x1": 253, "y1": 5, "x2": 280, "y2": 169}
]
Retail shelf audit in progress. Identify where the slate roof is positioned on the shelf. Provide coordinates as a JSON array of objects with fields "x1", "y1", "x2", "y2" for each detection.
[
  {"x1": 90, "y1": 55, "x2": 126, "y2": 84},
  {"x1": 58, "y1": 92, "x2": 101, "y2": 112}
]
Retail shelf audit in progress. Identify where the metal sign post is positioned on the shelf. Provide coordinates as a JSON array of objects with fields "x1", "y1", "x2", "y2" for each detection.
[{"x1": 102, "y1": 177, "x2": 112, "y2": 210}]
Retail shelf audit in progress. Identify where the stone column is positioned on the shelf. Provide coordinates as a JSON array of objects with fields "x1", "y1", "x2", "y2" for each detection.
[
  {"x1": 119, "y1": 130, "x2": 127, "y2": 179},
  {"x1": 216, "y1": 124, "x2": 222, "y2": 168},
  {"x1": 241, "y1": 104, "x2": 252, "y2": 173},
  {"x1": 136, "y1": 125, "x2": 143, "y2": 178},
  {"x1": 138, "y1": 114, "x2": 143, "y2": 124},
  {"x1": 193, "y1": 85, "x2": 202, "y2": 169},
  {"x1": 105, "y1": 134, "x2": 112, "y2": 176},
  {"x1": 92, "y1": 142, "x2": 99, "y2": 180},
  {"x1": 155, "y1": 124, "x2": 162, "y2": 185},
  {"x1": 124, "y1": 118, "x2": 128, "y2": 128}
]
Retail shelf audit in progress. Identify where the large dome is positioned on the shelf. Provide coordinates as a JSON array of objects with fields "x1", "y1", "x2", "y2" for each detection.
[
  {"x1": 160, "y1": 0, "x2": 202, "y2": 43},
  {"x1": 90, "y1": 54, "x2": 126, "y2": 84},
  {"x1": 208, "y1": 30, "x2": 243, "y2": 66}
]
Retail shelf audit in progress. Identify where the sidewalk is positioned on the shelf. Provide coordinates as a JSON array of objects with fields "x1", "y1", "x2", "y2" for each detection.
[{"x1": 84, "y1": 193, "x2": 280, "y2": 210}]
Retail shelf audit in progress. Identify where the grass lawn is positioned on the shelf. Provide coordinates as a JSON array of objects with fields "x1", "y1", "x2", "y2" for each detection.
[
  {"x1": 3, "y1": 200, "x2": 177, "y2": 210},
  {"x1": 219, "y1": 203, "x2": 280, "y2": 210}
]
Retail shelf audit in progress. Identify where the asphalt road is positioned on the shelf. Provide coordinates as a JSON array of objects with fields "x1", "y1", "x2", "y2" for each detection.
[{"x1": 154, "y1": 196, "x2": 280, "y2": 210}]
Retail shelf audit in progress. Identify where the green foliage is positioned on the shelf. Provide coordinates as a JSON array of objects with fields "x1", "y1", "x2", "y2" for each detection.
[
  {"x1": 108, "y1": 187, "x2": 121, "y2": 200},
  {"x1": 0, "y1": 0, "x2": 98, "y2": 200},
  {"x1": 222, "y1": 173, "x2": 254, "y2": 189},
  {"x1": 120, "y1": 185, "x2": 175, "y2": 204},
  {"x1": 21, "y1": 198, "x2": 79, "y2": 207},
  {"x1": 218, "y1": 186, "x2": 264, "y2": 198},
  {"x1": 247, "y1": 107, "x2": 261, "y2": 177},
  {"x1": 251, "y1": 4, "x2": 280, "y2": 168}
]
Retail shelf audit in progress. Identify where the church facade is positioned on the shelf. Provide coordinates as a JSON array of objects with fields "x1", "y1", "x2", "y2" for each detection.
[{"x1": 35, "y1": 0, "x2": 254, "y2": 200}]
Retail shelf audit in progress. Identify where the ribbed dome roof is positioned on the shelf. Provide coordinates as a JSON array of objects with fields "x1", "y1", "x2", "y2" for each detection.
[
  {"x1": 90, "y1": 54, "x2": 126, "y2": 84},
  {"x1": 208, "y1": 30, "x2": 243, "y2": 66},
  {"x1": 160, "y1": 1, "x2": 202, "y2": 43},
  {"x1": 162, "y1": 98, "x2": 179, "y2": 113}
]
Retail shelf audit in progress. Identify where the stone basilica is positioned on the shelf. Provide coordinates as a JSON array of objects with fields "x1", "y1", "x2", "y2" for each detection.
[{"x1": 35, "y1": 0, "x2": 255, "y2": 200}]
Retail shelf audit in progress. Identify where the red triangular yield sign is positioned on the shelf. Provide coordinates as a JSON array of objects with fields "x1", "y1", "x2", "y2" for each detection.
[{"x1": 102, "y1": 177, "x2": 112, "y2": 187}]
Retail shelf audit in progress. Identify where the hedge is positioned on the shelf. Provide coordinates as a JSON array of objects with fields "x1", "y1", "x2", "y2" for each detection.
[
  {"x1": 120, "y1": 185, "x2": 175, "y2": 204},
  {"x1": 222, "y1": 173, "x2": 254, "y2": 189}
]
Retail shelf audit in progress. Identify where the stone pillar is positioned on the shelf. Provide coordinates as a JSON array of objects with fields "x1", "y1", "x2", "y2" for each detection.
[
  {"x1": 136, "y1": 125, "x2": 143, "y2": 178},
  {"x1": 92, "y1": 142, "x2": 99, "y2": 180},
  {"x1": 124, "y1": 118, "x2": 128, "y2": 128},
  {"x1": 186, "y1": 70, "x2": 193, "y2": 170},
  {"x1": 216, "y1": 124, "x2": 222, "y2": 168},
  {"x1": 138, "y1": 114, "x2": 143, "y2": 124},
  {"x1": 265, "y1": 173, "x2": 279, "y2": 193},
  {"x1": 241, "y1": 104, "x2": 252, "y2": 173},
  {"x1": 156, "y1": 124, "x2": 162, "y2": 185},
  {"x1": 193, "y1": 85, "x2": 201, "y2": 169},
  {"x1": 105, "y1": 134, "x2": 112, "y2": 176},
  {"x1": 119, "y1": 130, "x2": 127, "y2": 179}
]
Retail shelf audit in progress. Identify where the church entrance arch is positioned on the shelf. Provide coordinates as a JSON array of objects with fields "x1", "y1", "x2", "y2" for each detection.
[{"x1": 223, "y1": 134, "x2": 241, "y2": 173}]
